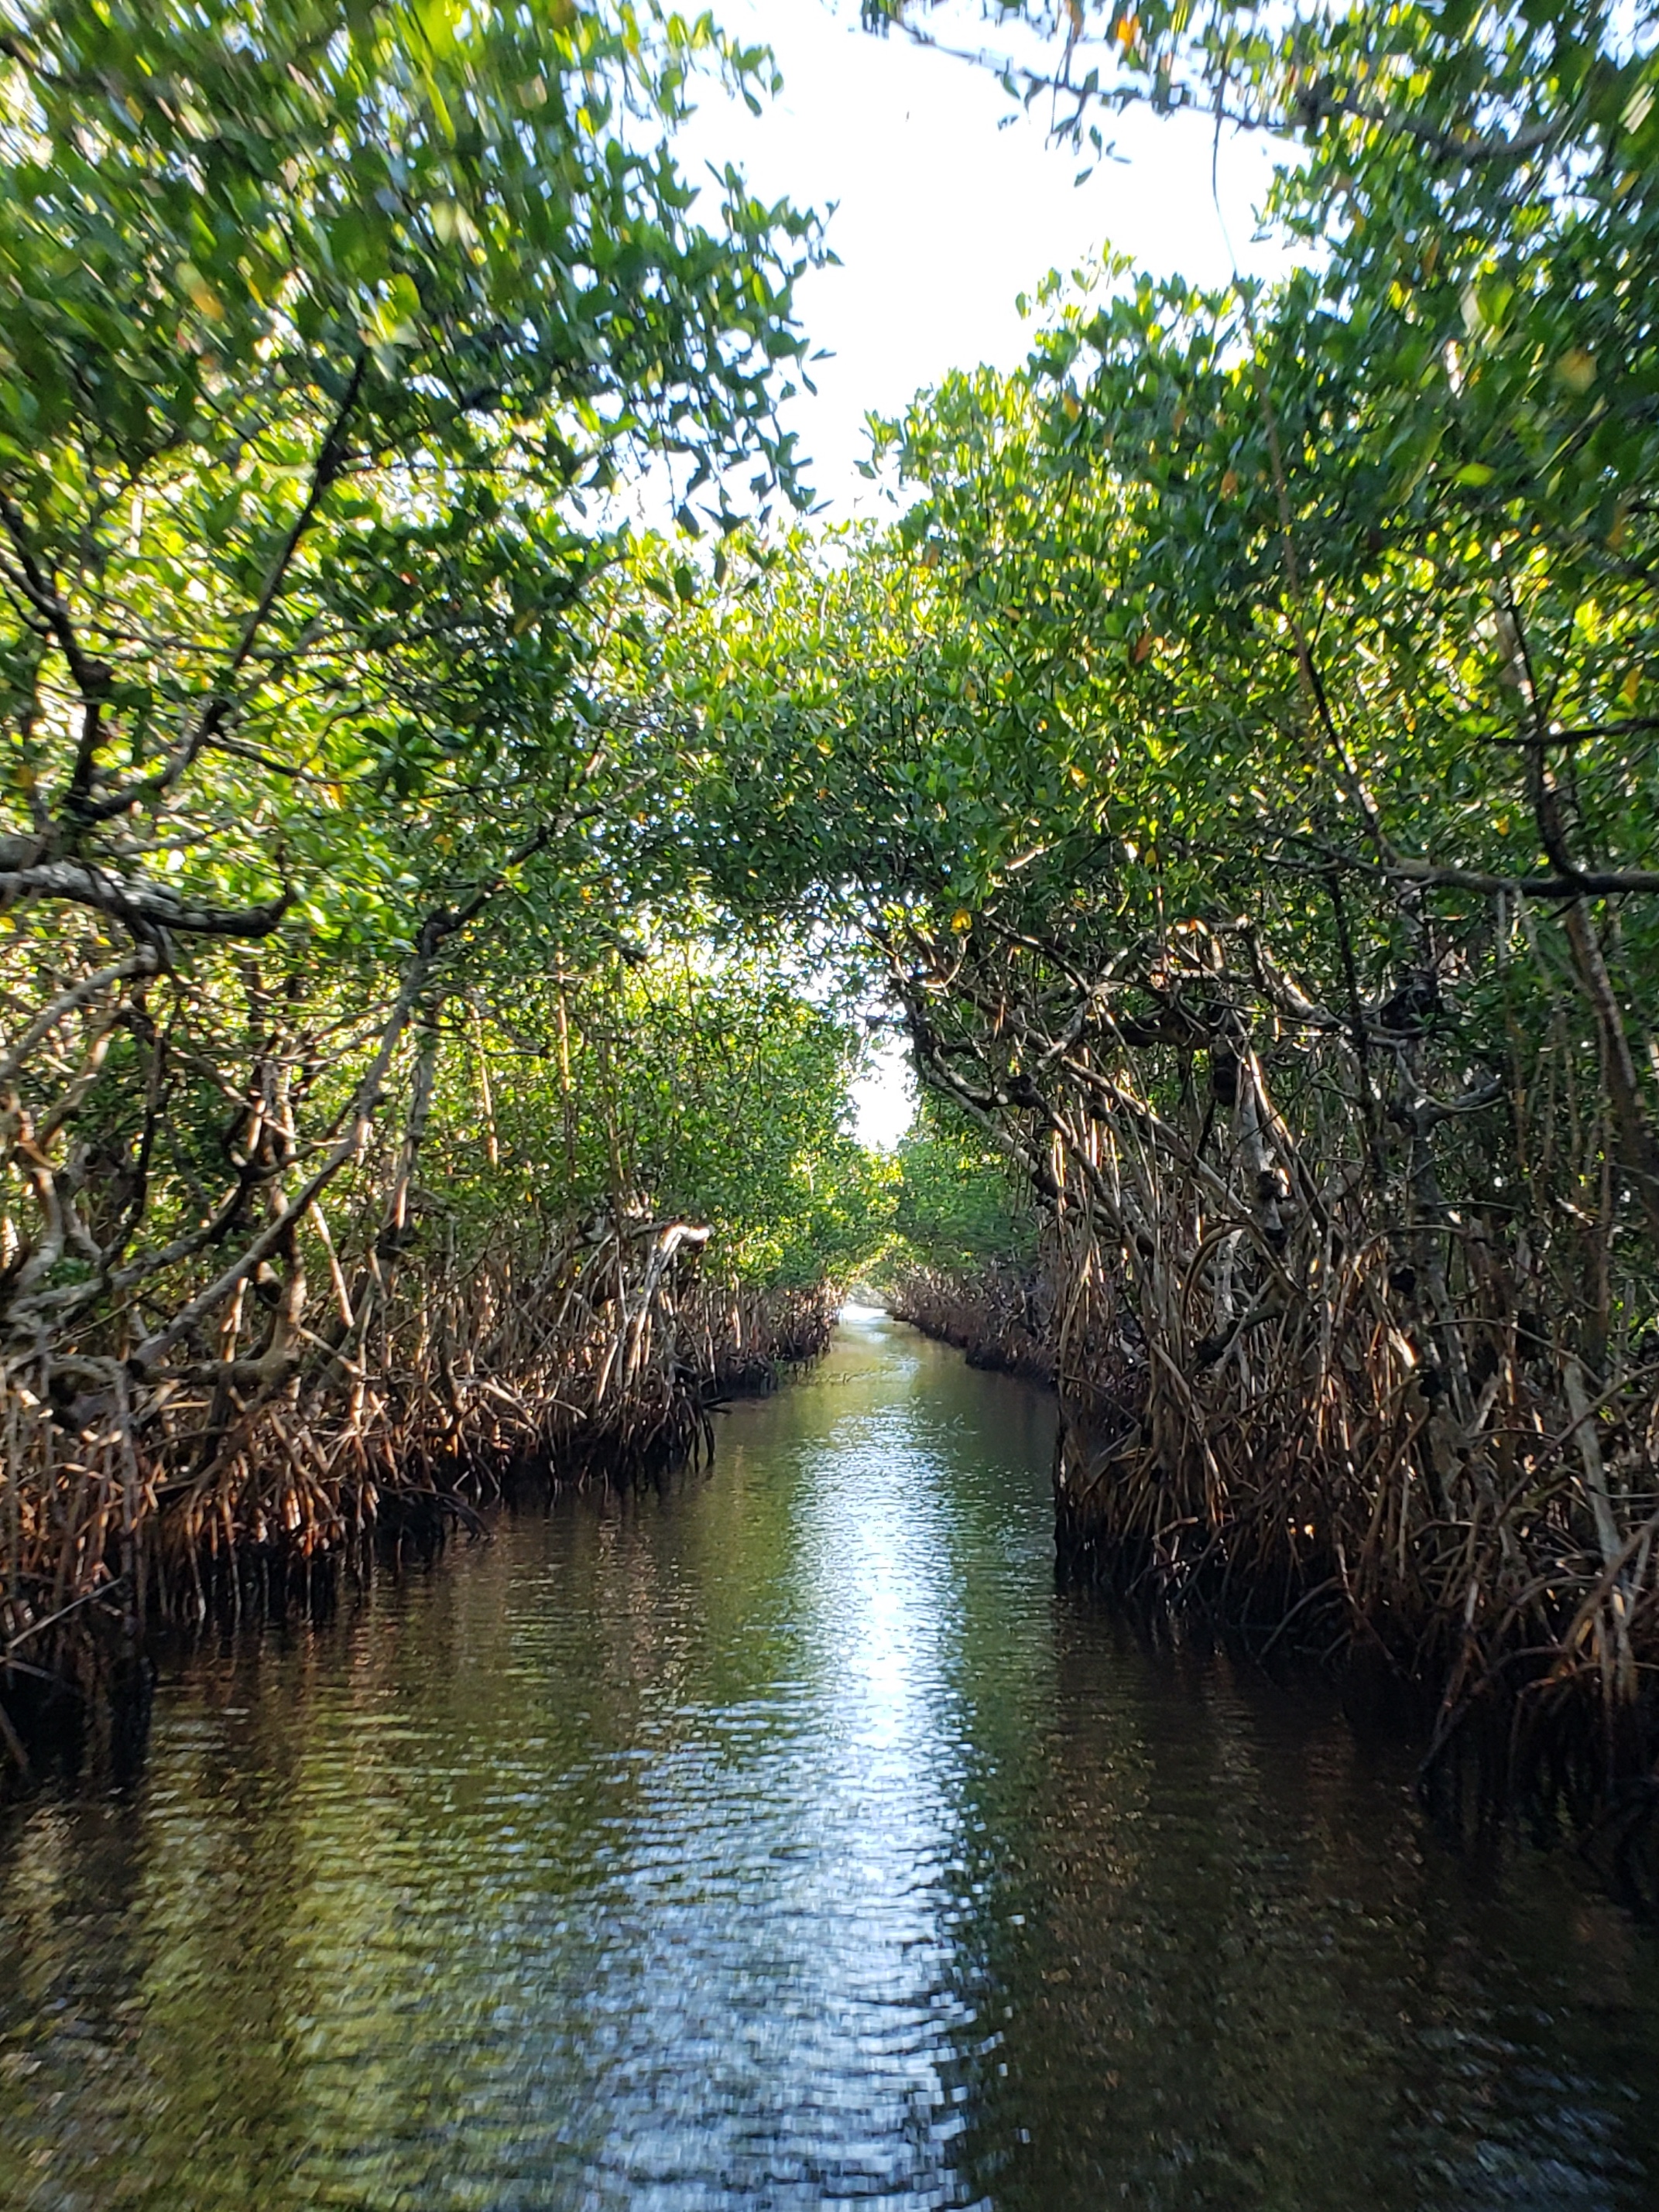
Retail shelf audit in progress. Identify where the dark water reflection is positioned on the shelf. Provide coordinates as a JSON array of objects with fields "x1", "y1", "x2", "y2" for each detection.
[{"x1": 4, "y1": 1314, "x2": 1658, "y2": 2210}]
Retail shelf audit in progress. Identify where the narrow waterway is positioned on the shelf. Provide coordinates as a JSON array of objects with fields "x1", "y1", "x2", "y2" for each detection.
[{"x1": 3, "y1": 1313, "x2": 1658, "y2": 2210}]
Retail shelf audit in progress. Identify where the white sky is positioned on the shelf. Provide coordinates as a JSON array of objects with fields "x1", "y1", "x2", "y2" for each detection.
[
  {"x1": 674, "y1": 0, "x2": 1295, "y2": 520},
  {"x1": 666, "y1": 1, "x2": 1297, "y2": 1145}
]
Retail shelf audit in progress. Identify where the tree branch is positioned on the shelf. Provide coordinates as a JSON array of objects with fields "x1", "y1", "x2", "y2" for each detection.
[
  {"x1": 0, "y1": 948, "x2": 159, "y2": 1087},
  {"x1": 0, "y1": 859, "x2": 294, "y2": 939}
]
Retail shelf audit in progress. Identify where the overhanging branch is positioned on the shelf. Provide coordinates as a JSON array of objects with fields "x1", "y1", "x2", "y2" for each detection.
[{"x1": 0, "y1": 860, "x2": 294, "y2": 938}]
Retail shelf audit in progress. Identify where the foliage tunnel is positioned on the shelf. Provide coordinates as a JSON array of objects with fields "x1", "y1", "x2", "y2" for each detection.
[
  {"x1": 664, "y1": 0, "x2": 1659, "y2": 1799},
  {"x1": 8, "y1": 0, "x2": 1659, "y2": 1809}
]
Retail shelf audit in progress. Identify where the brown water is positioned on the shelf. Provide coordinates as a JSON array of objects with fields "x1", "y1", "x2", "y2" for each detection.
[{"x1": 3, "y1": 1313, "x2": 1658, "y2": 2210}]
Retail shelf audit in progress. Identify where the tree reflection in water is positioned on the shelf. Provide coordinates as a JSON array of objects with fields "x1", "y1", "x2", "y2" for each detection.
[{"x1": 2, "y1": 1315, "x2": 1656, "y2": 2210}]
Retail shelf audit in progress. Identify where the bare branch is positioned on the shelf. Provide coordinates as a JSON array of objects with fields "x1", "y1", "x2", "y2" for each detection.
[
  {"x1": 0, "y1": 948, "x2": 159, "y2": 1087},
  {"x1": 0, "y1": 859, "x2": 294, "y2": 939},
  {"x1": 869, "y1": 13, "x2": 1572, "y2": 170},
  {"x1": 1376, "y1": 857, "x2": 1659, "y2": 899}
]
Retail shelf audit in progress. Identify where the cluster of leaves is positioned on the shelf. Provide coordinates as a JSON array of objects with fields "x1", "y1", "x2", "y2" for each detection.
[
  {"x1": 0, "y1": 0, "x2": 819, "y2": 937},
  {"x1": 437, "y1": 943, "x2": 896, "y2": 1289},
  {"x1": 888, "y1": 1093, "x2": 1038, "y2": 1274}
]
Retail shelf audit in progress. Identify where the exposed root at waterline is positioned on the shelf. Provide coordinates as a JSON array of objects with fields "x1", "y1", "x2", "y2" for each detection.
[
  {"x1": 2, "y1": 1217, "x2": 836, "y2": 1778},
  {"x1": 885, "y1": 1262, "x2": 1055, "y2": 1383},
  {"x1": 896, "y1": 1246, "x2": 1659, "y2": 1833}
]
